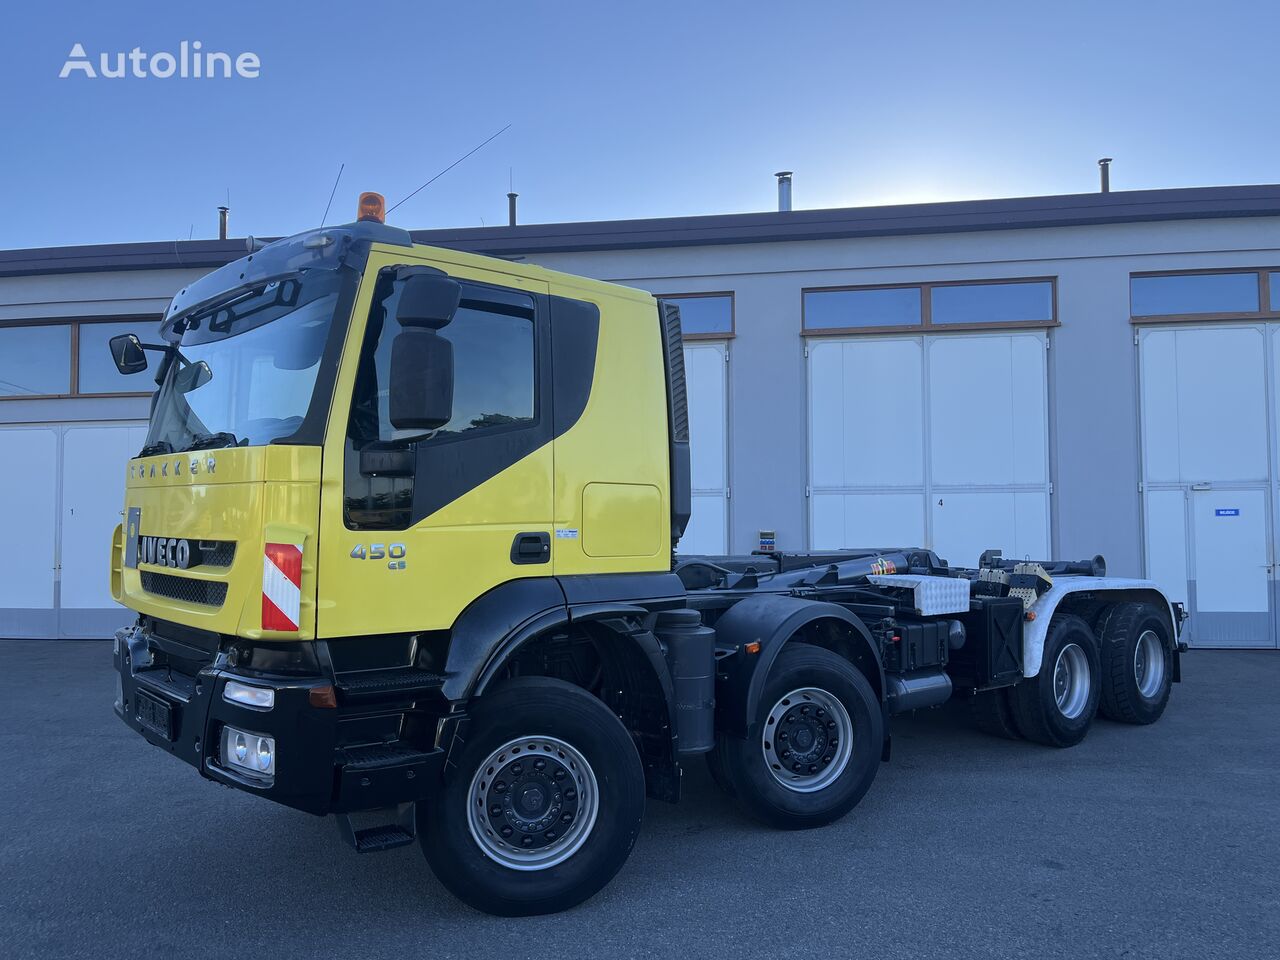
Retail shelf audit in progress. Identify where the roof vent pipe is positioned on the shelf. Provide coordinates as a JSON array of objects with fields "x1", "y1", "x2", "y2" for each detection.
[
  {"x1": 507, "y1": 192, "x2": 518, "y2": 227},
  {"x1": 217, "y1": 205, "x2": 229, "y2": 240},
  {"x1": 1098, "y1": 158, "x2": 1112, "y2": 193},
  {"x1": 775, "y1": 171, "x2": 793, "y2": 212}
]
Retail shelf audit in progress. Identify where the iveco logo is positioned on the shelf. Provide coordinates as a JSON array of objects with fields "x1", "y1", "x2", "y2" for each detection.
[{"x1": 138, "y1": 536, "x2": 192, "y2": 569}]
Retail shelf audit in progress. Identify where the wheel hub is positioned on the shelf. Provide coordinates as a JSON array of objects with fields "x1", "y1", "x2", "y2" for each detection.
[
  {"x1": 1053, "y1": 642, "x2": 1091, "y2": 720},
  {"x1": 761, "y1": 687, "x2": 854, "y2": 793},
  {"x1": 1134, "y1": 629, "x2": 1165, "y2": 699},
  {"x1": 467, "y1": 736, "x2": 598, "y2": 871}
]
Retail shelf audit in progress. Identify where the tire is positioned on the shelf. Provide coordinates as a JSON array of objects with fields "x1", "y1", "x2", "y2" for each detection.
[
  {"x1": 1096, "y1": 602, "x2": 1173, "y2": 724},
  {"x1": 970, "y1": 686, "x2": 1022, "y2": 740},
  {"x1": 710, "y1": 645, "x2": 884, "y2": 830},
  {"x1": 1010, "y1": 614, "x2": 1100, "y2": 748},
  {"x1": 418, "y1": 677, "x2": 645, "y2": 916}
]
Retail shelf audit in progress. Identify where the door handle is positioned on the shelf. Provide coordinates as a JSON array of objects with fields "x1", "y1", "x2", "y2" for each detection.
[{"x1": 510, "y1": 532, "x2": 551, "y2": 565}]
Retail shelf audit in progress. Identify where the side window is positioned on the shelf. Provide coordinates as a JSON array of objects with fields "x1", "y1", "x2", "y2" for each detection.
[
  {"x1": 345, "y1": 271, "x2": 538, "y2": 529},
  {"x1": 350, "y1": 276, "x2": 536, "y2": 444}
]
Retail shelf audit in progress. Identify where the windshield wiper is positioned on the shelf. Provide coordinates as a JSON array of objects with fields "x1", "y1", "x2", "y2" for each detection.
[
  {"x1": 139, "y1": 440, "x2": 173, "y2": 457},
  {"x1": 187, "y1": 431, "x2": 241, "y2": 451}
]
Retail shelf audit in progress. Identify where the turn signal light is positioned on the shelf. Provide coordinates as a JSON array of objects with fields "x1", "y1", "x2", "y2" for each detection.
[
  {"x1": 309, "y1": 685, "x2": 337, "y2": 709},
  {"x1": 357, "y1": 191, "x2": 385, "y2": 223}
]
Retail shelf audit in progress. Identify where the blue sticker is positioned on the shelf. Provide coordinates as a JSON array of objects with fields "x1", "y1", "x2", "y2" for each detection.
[{"x1": 1214, "y1": 508, "x2": 1240, "y2": 517}]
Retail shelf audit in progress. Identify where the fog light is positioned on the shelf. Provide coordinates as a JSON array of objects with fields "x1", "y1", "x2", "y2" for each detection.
[
  {"x1": 221, "y1": 725, "x2": 276, "y2": 781},
  {"x1": 223, "y1": 680, "x2": 275, "y2": 710}
]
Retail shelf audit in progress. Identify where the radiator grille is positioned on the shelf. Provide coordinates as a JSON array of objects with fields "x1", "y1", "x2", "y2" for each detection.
[
  {"x1": 196, "y1": 540, "x2": 236, "y2": 568},
  {"x1": 140, "y1": 571, "x2": 227, "y2": 607}
]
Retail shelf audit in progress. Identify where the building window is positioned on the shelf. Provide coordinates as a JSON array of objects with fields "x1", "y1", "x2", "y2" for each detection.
[
  {"x1": 803, "y1": 278, "x2": 1056, "y2": 334},
  {"x1": 0, "y1": 325, "x2": 72, "y2": 397},
  {"x1": 77, "y1": 320, "x2": 158, "y2": 394},
  {"x1": 659, "y1": 294, "x2": 733, "y2": 337},
  {"x1": 804, "y1": 287, "x2": 921, "y2": 330},
  {"x1": 1130, "y1": 272, "x2": 1261, "y2": 318},
  {"x1": 0, "y1": 318, "x2": 159, "y2": 399},
  {"x1": 930, "y1": 281, "x2": 1054, "y2": 325}
]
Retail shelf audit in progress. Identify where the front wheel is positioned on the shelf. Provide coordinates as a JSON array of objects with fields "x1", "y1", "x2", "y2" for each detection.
[
  {"x1": 709, "y1": 645, "x2": 884, "y2": 829},
  {"x1": 419, "y1": 677, "x2": 645, "y2": 916}
]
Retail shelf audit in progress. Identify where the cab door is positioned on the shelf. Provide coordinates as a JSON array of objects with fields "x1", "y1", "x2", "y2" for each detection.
[{"x1": 317, "y1": 250, "x2": 553, "y2": 637}]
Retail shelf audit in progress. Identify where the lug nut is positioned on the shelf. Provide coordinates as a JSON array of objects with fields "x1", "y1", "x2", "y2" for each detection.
[
  {"x1": 510, "y1": 763, "x2": 523, "y2": 777},
  {"x1": 533, "y1": 758, "x2": 546, "y2": 771},
  {"x1": 564, "y1": 788, "x2": 576, "y2": 801},
  {"x1": 494, "y1": 780, "x2": 507, "y2": 793},
  {"x1": 827, "y1": 721, "x2": 836, "y2": 730},
  {"x1": 561, "y1": 812, "x2": 573, "y2": 823},
  {"x1": 800, "y1": 705, "x2": 810, "y2": 715},
  {"x1": 500, "y1": 825, "x2": 513, "y2": 838},
  {"x1": 809, "y1": 765, "x2": 817, "y2": 773},
  {"x1": 544, "y1": 831, "x2": 557, "y2": 841},
  {"x1": 781, "y1": 749, "x2": 791, "y2": 759},
  {"x1": 490, "y1": 804, "x2": 503, "y2": 816},
  {"x1": 554, "y1": 769, "x2": 566, "y2": 780},
  {"x1": 521, "y1": 836, "x2": 534, "y2": 847},
  {"x1": 815, "y1": 708, "x2": 825, "y2": 718},
  {"x1": 779, "y1": 731, "x2": 788, "y2": 742},
  {"x1": 792, "y1": 762, "x2": 802, "y2": 772}
]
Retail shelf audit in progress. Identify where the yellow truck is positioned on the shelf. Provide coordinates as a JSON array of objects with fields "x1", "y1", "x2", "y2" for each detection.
[{"x1": 109, "y1": 194, "x2": 1187, "y2": 915}]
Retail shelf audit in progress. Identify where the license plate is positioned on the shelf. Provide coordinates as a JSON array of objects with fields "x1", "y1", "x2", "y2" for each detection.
[{"x1": 135, "y1": 690, "x2": 173, "y2": 740}]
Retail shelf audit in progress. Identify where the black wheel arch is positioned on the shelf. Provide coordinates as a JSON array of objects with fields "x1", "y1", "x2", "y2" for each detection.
[{"x1": 712, "y1": 594, "x2": 885, "y2": 741}]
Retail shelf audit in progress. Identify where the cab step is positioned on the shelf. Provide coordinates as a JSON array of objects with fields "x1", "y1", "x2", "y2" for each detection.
[
  {"x1": 338, "y1": 743, "x2": 443, "y2": 809},
  {"x1": 334, "y1": 668, "x2": 446, "y2": 702},
  {"x1": 336, "y1": 802, "x2": 417, "y2": 854}
]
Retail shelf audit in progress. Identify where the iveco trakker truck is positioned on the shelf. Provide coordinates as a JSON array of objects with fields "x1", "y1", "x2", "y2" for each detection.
[{"x1": 109, "y1": 193, "x2": 1187, "y2": 916}]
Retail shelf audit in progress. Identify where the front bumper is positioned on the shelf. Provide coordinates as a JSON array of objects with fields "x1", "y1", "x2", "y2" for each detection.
[{"x1": 113, "y1": 623, "x2": 448, "y2": 816}]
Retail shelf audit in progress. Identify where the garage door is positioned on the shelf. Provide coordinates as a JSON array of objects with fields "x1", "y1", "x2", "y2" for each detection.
[
  {"x1": 807, "y1": 331, "x2": 1050, "y2": 567},
  {"x1": 1138, "y1": 324, "x2": 1276, "y2": 648},
  {"x1": 678, "y1": 342, "x2": 729, "y2": 555},
  {"x1": 0, "y1": 421, "x2": 147, "y2": 639}
]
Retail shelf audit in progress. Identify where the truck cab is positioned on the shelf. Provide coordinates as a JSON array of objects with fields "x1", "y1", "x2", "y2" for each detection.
[{"x1": 110, "y1": 199, "x2": 1185, "y2": 917}]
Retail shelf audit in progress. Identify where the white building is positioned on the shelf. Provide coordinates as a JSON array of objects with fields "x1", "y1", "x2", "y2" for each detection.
[{"x1": 2, "y1": 184, "x2": 1278, "y2": 648}]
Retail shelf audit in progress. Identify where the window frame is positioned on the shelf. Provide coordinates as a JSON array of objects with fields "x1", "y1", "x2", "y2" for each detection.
[
  {"x1": 1129, "y1": 267, "x2": 1280, "y2": 324},
  {"x1": 0, "y1": 315, "x2": 160, "y2": 400},
  {"x1": 654, "y1": 291, "x2": 735, "y2": 340},
  {"x1": 801, "y1": 276, "x2": 1058, "y2": 337}
]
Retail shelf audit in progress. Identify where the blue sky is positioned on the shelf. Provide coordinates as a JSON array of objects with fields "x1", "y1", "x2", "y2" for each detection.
[{"x1": 2, "y1": 0, "x2": 1277, "y2": 249}]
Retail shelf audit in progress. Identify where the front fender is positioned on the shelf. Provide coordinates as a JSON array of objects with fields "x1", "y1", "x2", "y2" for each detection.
[{"x1": 712, "y1": 594, "x2": 884, "y2": 740}]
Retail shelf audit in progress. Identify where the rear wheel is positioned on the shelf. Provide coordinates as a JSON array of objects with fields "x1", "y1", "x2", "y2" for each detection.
[
  {"x1": 419, "y1": 677, "x2": 644, "y2": 916},
  {"x1": 709, "y1": 645, "x2": 883, "y2": 829},
  {"x1": 1097, "y1": 602, "x2": 1173, "y2": 724},
  {"x1": 1010, "y1": 614, "x2": 1100, "y2": 748},
  {"x1": 970, "y1": 686, "x2": 1022, "y2": 740}
]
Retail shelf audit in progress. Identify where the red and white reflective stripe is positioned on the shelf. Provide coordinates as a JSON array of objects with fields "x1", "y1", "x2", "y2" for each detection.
[{"x1": 262, "y1": 542, "x2": 303, "y2": 632}]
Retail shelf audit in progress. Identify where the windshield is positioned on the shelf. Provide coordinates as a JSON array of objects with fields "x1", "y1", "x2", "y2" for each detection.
[{"x1": 144, "y1": 270, "x2": 348, "y2": 453}]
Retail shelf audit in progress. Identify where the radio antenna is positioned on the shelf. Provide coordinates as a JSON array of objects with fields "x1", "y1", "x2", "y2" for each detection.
[
  {"x1": 320, "y1": 162, "x2": 345, "y2": 226},
  {"x1": 387, "y1": 123, "x2": 512, "y2": 215}
]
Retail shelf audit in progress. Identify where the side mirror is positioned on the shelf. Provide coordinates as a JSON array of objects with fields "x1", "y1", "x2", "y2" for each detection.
[
  {"x1": 174, "y1": 359, "x2": 213, "y2": 393},
  {"x1": 109, "y1": 334, "x2": 147, "y2": 375},
  {"x1": 396, "y1": 275, "x2": 462, "y2": 329},
  {"x1": 389, "y1": 328, "x2": 453, "y2": 432}
]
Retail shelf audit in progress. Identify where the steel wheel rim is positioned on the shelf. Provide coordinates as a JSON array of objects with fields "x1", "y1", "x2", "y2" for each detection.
[
  {"x1": 1134, "y1": 630, "x2": 1165, "y2": 699},
  {"x1": 1053, "y1": 642, "x2": 1091, "y2": 719},
  {"x1": 761, "y1": 687, "x2": 854, "y2": 793},
  {"x1": 466, "y1": 735, "x2": 599, "y2": 872}
]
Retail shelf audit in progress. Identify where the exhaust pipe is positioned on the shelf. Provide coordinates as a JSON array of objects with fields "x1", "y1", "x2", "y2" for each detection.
[
  {"x1": 1098, "y1": 158, "x2": 1112, "y2": 193},
  {"x1": 217, "y1": 205, "x2": 229, "y2": 240},
  {"x1": 507, "y1": 192, "x2": 518, "y2": 227}
]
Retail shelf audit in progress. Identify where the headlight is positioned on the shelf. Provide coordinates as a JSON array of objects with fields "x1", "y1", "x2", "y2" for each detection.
[
  {"x1": 223, "y1": 680, "x2": 275, "y2": 710},
  {"x1": 221, "y1": 725, "x2": 275, "y2": 780}
]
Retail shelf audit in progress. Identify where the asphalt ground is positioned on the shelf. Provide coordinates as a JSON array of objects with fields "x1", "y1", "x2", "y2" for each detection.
[{"x1": 1, "y1": 640, "x2": 1276, "y2": 960}]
